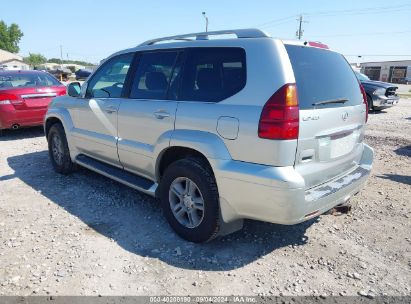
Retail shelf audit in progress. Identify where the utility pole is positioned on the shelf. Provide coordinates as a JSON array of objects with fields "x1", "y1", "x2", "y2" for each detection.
[
  {"x1": 60, "y1": 45, "x2": 63, "y2": 63},
  {"x1": 202, "y1": 12, "x2": 208, "y2": 32},
  {"x1": 296, "y1": 15, "x2": 307, "y2": 40}
]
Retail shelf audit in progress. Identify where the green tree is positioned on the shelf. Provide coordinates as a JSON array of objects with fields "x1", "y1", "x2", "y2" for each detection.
[
  {"x1": 48, "y1": 58, "x2": 94, "y2": 66},
  {"x1": 48, "y1": 58, "x2": 62, "y2": 64},
  {"x1": 24, "y1": 53, "x2": 47, "y2": 68},
  {"x1": 0, "y1": 20, "x2": 23, "y2": 53}
]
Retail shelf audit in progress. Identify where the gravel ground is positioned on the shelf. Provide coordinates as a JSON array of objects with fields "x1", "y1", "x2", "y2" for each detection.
[{"x1": 0, "y1": 100, "x2": 410, "y2": 297}]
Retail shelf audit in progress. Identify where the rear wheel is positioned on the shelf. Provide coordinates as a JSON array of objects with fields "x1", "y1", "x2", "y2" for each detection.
[
  {"x1": 47, "y1": 123, "x2": 76, "y2": 174},
  {"x1": 160, "y1": 158, "x2": 220, "y2": 243}
]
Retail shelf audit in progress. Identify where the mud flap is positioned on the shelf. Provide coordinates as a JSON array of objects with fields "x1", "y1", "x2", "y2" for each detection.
[{"x1": 217, "y1": 197, "x2": 244, "y2": 237}]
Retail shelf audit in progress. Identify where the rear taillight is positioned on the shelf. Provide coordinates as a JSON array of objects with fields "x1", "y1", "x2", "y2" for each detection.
[
  {"x1": 359, "y1": 83, "x2": 368, "y2": 122},
  {"x1": 58, "y1": 86, "x2": 67, "y2": 96},
  {"x1": 258, "y1": 83, "x2": 299, "y2": 140},
  {"x1": 0, "y1": 93, "x2": 19, "y2": 106}
]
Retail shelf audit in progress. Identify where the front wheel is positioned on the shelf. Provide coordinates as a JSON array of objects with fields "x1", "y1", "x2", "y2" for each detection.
[
  {"x1": 47, "y1": 123, "x2": 76, "y2": 174},
  {"x1": 367, "y1": 96, "x2": 374, "y2": 112},
  {"x1": 160, "y1": 158, "x2": 220, "y2": 243}
]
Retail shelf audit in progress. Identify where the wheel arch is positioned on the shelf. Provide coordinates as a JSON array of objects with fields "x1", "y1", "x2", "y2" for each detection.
[
  {"x1": 45, "y1": 117, "x2": 63, "y2": 139},
  {"x1": 154, "y1": 130, "x2": 232, "y2": 182},
  {"x1": 44, "y1": 108, "x2": 78, "y2": 160},
  {"x1": 156, "y1": 146, "x2": 213, "y2": 181}
]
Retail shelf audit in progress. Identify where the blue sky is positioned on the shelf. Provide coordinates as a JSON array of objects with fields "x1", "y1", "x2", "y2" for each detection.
[{"x1": 3, "y1": 0, "x2": 411, "y2": 64}]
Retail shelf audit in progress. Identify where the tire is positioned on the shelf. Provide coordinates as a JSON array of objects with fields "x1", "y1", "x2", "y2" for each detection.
[
  {"x1": 160, "y1": 158, "x2": 220, "y2": 243},
  {"x1": 367, "y1": 95, "x2": 374, "y2": 112},
  {"x1": 47, "y1": 123, "x2": 76, "y2": 174}
]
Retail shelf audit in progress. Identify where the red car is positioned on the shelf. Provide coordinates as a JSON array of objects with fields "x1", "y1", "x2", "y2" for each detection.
[{"x1": 0, "y1": 70, "x2": 66, "y2": 133}]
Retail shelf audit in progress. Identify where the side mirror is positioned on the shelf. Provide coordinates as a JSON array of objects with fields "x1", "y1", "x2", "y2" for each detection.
[{"x1": 67, "y1": 82, "x2": 81, "y2": 97}]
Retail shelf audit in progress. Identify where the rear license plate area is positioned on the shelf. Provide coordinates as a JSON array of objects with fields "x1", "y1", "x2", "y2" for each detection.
[{"x1": 330, "y1": 132, "x2": 357, "y2": 158}]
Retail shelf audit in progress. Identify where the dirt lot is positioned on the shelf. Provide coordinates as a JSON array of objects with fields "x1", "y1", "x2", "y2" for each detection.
[{"x1": 0, "y1": 100, "x2": 410, "y2": 297}]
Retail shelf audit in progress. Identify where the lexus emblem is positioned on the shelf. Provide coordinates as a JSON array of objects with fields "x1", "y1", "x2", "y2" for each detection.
[{"x1": 341, "y1": 112, "x2": 349, "y2": 121}]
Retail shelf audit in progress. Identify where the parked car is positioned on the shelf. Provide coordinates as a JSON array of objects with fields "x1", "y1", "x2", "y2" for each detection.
[
  {"x1": 0, "y1": 70, "x2": 66, "y2": 134},
  {"x1": 354, "y1": 71, "x2": 399, "y2": 111},
  {"x1": 75, "y1": 68, "x2": 92, "y2": 80},
  {"x1": 45, "y1": 29, "x2": 374, "y2": 242}
]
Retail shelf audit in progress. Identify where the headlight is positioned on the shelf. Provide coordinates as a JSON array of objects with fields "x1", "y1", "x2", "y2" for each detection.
[{"x1": 373, "y1": 88, "x2": 386, "y2": 96}]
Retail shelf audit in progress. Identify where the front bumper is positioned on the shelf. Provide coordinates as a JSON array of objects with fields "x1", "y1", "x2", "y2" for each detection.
[
  {"x1": 373, "y1": 95, "x2": 400, "y2": 109},
  {"x1": 213, "y1": 144, "x2": 374, "y2": 225}
]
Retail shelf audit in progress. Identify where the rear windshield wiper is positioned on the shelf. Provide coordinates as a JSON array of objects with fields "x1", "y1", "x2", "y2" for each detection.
[{"x1": 312, "y1": 98, "x2": 348, "y2": 106}]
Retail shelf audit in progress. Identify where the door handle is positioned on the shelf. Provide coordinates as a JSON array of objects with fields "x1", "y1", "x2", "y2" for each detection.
[
  {"x1": 153, "y1": 111, "x2": 170, "y2": 119},
  {"x1": 105, "y1": 106, "x2": 117, "y2": 114}
]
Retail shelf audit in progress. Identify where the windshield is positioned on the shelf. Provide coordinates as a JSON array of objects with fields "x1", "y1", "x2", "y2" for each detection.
[
  {"x1": 0, "y1": 72, "x2": 61, "y2": 90},
  {"x1": 355, "y1": 71, "x2": 370, "y2": 81},
  {"x1": 285, "y1": 45, "x2": 362, "y2": 109}
]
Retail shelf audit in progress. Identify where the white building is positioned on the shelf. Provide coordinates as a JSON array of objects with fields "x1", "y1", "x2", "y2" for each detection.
[
  {"x1": 0, "y1": 58, "x2": 30, "y2": 70},
  {"x1": 0, "y1": 49, "x2": 29, "y2": 70},
  {"x1": 359, "y1": 60, "x2": 411, "y2": 84}
]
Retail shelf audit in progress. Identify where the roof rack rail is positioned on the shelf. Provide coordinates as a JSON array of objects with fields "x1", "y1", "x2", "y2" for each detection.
[{"x1": 138, "y1": 28, "x2": 270, "y2": 47}]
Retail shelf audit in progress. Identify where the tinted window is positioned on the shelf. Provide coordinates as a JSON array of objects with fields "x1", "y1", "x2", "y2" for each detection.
[
  {"x1": 86, "y1": 53, "x2": 133, "y2": 98},
  {"x1": 0, "y1": 72, "x2": 61, "y2": 89},
  {"x1": 130, "y1": 51, "x2": 179, "y2": 100},
  {"x1": 285, "y1": 45, "x2": 361, "y2": 109},
  {"x1": 181, "y1": 48, "x2": 246, "y2": 102}
]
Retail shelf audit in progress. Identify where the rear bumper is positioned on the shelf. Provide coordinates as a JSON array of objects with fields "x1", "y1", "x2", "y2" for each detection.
[
  {"x1": 213, "y1": 144, "x2": 374, "y2": 225},
  {"x1": 0, "y1": 108, "x2": 46, "y2": 129}
]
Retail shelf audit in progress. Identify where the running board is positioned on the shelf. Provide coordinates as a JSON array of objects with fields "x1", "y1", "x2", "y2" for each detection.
[{"x1": 75, "y1": 154, "x2": 157, "y2": 196}]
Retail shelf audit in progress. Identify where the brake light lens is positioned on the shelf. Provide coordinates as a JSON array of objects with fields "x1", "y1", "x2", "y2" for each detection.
[
  {"x1": 0, "y1": 93, "x2": 19, "y2": 106},
  {"x1": 308, "y1": 41, "x2": 329, "y2": 49},
  {"x1": 359, "y1": 83, "x2": 368, "y2": 122},
  {"x1": 258, "y1": 84, "x2": 299, "y2": 140}
]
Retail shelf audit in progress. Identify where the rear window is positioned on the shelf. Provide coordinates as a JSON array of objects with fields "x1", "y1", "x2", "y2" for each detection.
[
  {"x1": 0, "y1": 72, "x2": 61, "y2": 90},
  {"x1": 285, "y1": 45, "x2": 361, "y2": 109},
  {"x1": 180, "y1": 47, "x2": 246, "y2": 102}
]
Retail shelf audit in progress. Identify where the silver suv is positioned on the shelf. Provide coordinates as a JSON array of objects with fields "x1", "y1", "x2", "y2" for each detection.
[{"x1": 45, "y1": 29, "x2": 374, "y2": 242}]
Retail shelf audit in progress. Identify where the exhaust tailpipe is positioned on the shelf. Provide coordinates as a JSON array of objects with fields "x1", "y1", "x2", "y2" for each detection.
[
  {"x1": 332, "y1": 204, "x2": 352, "y2": 214},
  {"x1": 11, "y1": 124, "x2": 20, "y2": 130},
  {"x1": 327, "y1": 199, "x2": 352, "y2": 215}
]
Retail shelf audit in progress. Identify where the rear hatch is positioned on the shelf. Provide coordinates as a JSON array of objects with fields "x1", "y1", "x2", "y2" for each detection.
[{"x1": 285, "y1": 44, "x2": 366, "y2": 189}]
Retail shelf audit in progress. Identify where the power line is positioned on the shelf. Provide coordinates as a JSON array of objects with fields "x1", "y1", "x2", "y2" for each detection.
[
  {"x1": 306, "y1": 8, "x2": 411, "y2": 18},
  {"x1": 312, "y1": 30, "x2": 411, "y2": 38},
  {"x1": 305, "y1": 3, "x2": 411, "y2": 16},
  {"x1": 254, "y1": 15, "x2": 298, "y2": 28},
  {"x1": 344, "y1": 54, "x2": 411, "y2": 57},
  {"x1": 254, "y1": 3, "x2": 410, "y2": 29}
]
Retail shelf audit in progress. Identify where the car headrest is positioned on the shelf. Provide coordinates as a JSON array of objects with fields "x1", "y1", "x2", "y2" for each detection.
[{"x1": 145, "y1": 72, "x2": 168, "y2": 91}]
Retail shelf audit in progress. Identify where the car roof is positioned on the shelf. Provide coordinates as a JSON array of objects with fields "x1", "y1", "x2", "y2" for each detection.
[
  {"x1": 101, "y1": 28, "x2": 333, "y2": 64},
  {"x1": 103, "y1": 28, "x2": 273, "y2": 62}
]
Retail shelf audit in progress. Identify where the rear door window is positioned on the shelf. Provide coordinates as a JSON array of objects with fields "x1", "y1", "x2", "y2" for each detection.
[
  {"x1": 285, "y1": 45, "x2": 361, "y2": 109},
  {"x1": 130, "y1": 51, "x2": 179, "y2": 100},
  {"x1": 181, "y1": 47, "x2": 246, "y2": 102}
]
